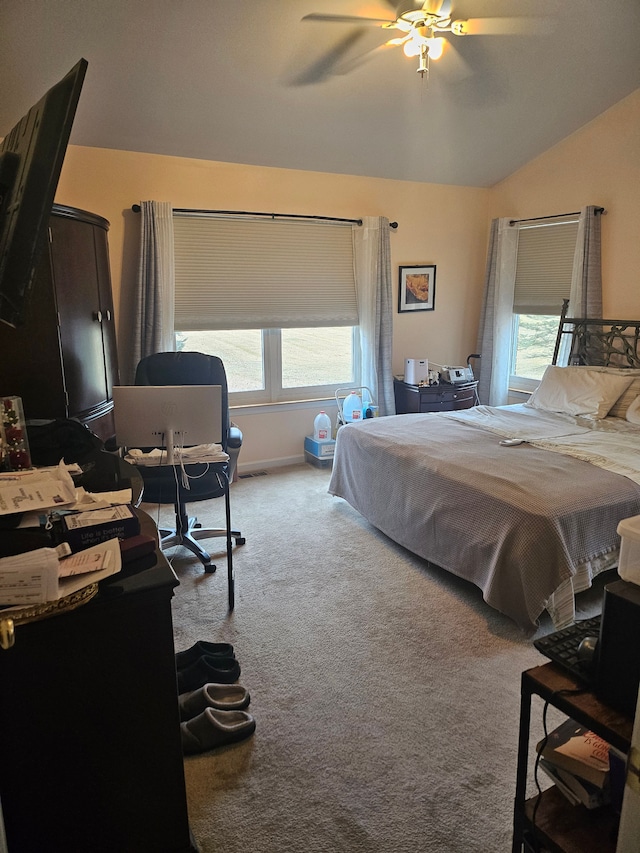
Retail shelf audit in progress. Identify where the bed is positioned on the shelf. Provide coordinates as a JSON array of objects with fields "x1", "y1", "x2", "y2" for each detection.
[{"x1": 328, "y1": 309, "x2": 640, "y2": 631}]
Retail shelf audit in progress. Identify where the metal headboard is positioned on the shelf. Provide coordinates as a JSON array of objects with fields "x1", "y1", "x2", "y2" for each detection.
[{"x1": 552, "y1": 299, "x2": 640, "y2": 368}]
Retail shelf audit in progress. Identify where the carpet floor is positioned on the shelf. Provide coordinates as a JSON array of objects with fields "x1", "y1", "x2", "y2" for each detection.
[{"x1": 143, "y1": 463, "x2": 607, "y2": 853}]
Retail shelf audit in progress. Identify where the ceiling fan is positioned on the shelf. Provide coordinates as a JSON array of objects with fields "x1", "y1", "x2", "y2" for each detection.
[{"x1": 302, "y1": 1, "x2": 532, "y2": 80}]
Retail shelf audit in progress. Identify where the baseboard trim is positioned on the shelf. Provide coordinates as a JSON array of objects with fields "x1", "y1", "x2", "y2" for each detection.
[{"x1": 237, "y1": 454, "x2": 304, "y2": 475}]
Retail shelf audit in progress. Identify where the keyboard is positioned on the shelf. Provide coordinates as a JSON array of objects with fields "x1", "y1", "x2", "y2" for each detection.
[{"x1": 533, "y1": 615, "x2": 601, "y2": 683}]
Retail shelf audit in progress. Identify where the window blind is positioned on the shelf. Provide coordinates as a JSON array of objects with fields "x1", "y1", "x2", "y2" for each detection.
[
  {"x1": 513, "y1": 220, "x2": 579, "y2": 314},
  {"x1": 173, "y1": 215, "x2": 358, "y2": 331}
]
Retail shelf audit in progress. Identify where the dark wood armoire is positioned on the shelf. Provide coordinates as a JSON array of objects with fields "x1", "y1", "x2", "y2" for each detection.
[{"x1": 0, "y1": 203, "x2": 120, "y2": 441}]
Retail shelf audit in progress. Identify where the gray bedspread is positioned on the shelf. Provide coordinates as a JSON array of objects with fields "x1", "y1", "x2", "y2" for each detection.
[{"x1": 328, "y1": 412, "x2": 640, "y2": 630}]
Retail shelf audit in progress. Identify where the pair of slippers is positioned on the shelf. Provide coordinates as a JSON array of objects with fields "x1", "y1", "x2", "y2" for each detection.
[
  {"x1": 176, "y1": 640, "x2": 255, "y2": 755},
  {"x1": 179, "y1": 683, "x2": 255, "y2": 754},
  {"x1": 175, "y1": 640, "x2": 241, "y2": 693}
]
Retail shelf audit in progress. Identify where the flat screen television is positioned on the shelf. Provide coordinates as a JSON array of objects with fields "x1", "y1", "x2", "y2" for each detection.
[
  {"x1": 112, "y1": 385, "x2": 223, "y2": 464},
  {"x1": 0, "y1": 58, "x2": 87, "y2": 328}
]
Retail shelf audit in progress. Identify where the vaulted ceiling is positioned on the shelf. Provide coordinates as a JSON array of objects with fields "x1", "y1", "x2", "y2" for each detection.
[{"x1": 2, "y1": 0, "x2": 639, "y2": 188}]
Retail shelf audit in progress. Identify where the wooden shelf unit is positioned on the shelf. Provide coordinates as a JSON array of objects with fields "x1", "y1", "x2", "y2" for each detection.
[{"x1": 512, "y1": 663, "x2": 633, "y2": 853}]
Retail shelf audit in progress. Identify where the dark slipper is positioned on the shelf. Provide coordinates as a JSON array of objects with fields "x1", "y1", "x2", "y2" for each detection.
[
  {"x1": 178, "y1": 683, "x2": 250, "y2": 720},
  {"x1": 181, "y1": 707, "x2": 256, "y2": 755},
  {"x1": 175, "y1": 641, "x2": 235, "y2": 670},
  {"x1": 176, "y1": 655, "x2": 241, "y2": 693}
]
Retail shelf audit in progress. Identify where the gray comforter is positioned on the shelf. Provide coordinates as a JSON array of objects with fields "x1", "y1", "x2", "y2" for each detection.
[{"x1": 328, "y1": 411, "x2": 640, "y2": 630}]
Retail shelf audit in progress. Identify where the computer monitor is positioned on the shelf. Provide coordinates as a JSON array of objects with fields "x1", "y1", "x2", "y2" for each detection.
[
  {"x1": 0, "y1": 58, "x2": 87, "y2": 328},
  {"x1": 112, "y1": 385, "x2": 223, "y2": 464}
]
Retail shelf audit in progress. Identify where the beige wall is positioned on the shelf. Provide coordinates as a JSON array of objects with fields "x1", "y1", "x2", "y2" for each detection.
[
  {"x1": 490, "y1": 88, "x2": 640, "y2": 318},
  {"x1": 52, "y1": 86, "x2": 640, "y2": 469},
  {"x1": 55, "y1": 149, "x2": 489, "y2": 468}
]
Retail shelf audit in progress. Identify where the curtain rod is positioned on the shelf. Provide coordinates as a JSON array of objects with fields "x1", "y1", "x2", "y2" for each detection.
[
  {"x1": 509, "y1": 207, "x2": 605, "y2": 226},
  {"x1": 131, "y1": 204, "x2": 398, "y2": 229}
]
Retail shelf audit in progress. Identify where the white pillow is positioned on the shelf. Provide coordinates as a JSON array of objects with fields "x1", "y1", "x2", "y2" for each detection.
[
  {"x1": 567, "y1": 366, "x2": 640, "y2": 418},
  {"x1": 626, "y1": 395, "x2": 640, "y2": 425},
  {"x1": 526, "y1": 365, "x2": 634, "y2": 418}
]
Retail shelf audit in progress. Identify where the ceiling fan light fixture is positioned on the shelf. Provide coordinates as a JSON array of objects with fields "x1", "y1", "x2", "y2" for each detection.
[
  {"x1": 403, "y1": 37, "x2": 423, "y2": 58},
  {"x1": 302, "y1": 3, "x2": 476, "y2": 83},
  {"x1": 394, "y1": 7, "x2": 461, "y2": 72},
  {"x1": 426, "y1": 37, "x2": 445, "y2": 60}
]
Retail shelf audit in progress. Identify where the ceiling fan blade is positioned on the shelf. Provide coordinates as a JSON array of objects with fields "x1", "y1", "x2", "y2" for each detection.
[
  {"x1": 459, "y1": 17, "x2": 551, "y2": 36},
  {"x1": 330, "y1": 39, "x2": 400, "y2": 77},
  {"x1": 287, "y1": 29, "x2": 374, "y2": 86},
  {"x1": 422, "y1": 0, "x2": 446, "y2": 14},
  {"x1": 386, "y1": 36, "x2": 411, "y2": 47},
  {"x1": 302, "y1": 13, "x2": 395, "y2": 26}
]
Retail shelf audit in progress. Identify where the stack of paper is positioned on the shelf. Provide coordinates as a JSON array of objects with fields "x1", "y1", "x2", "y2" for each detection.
[
  {"x1": 0, "y1": 462, "x2": 77, "y2": 516},
  {"x1": 0, "y1": 461, "x2": 132, "y2": 606},
  {"x1": 0, "y1": 537, "x2": 122, "y2": 607}
]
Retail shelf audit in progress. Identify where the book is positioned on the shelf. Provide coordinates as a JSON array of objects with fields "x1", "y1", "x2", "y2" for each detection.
[
  {"x1": 119, "y1": 533, "x2": 156, "y2": 564},
  {"x1": 536, "y1": 718, "x2": 610, "y2": 788},
  {"x1": 51, "y1": 504, "x2": 140, "y2": 552},
  {"x1": 555, "y1": 766, "x2": 610, "y2": 809},
  {"x1": 539, "y1": 757, "x2": 610, "y2": 809},
  {"x1": 538, "y1": 759, "x2": 580, "y2": 806}
]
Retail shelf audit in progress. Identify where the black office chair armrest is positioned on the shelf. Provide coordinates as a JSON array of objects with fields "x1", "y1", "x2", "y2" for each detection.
[{"x1": 228, "y1": 425, "x2": 243, "y2": 450}]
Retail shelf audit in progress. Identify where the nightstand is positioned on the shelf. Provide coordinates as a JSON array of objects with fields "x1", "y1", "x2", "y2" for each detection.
[{"x1": 393, "y1": 377, "x2": 478, "y2": 414}]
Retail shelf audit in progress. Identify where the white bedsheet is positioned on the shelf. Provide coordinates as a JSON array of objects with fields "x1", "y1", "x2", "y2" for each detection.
[
  {"x1": 441, "y1": 403, "x2": 592, "y2": 440},
  {"x1": 444, "y1": 404, "x2": 640, "y2": 485}
]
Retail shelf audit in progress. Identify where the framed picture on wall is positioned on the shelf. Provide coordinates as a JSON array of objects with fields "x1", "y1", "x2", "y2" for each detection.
[{"x1": 398, "y1": 265, "x2": 436, "y2": 313}]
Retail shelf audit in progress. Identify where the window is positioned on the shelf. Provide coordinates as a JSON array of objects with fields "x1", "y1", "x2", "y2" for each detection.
[
  {"x1": 511, "y1": 314, "x2": 563, "y2": 381},
  {"x1": 510, "y1": 219, "x2": 578, "y2": 390},
  {"x1": 176, "y1": 327, "x2": 357, "y2": 401},
  {"x1": 173, "y1": 215, "x2": 359, "y2": 404}
]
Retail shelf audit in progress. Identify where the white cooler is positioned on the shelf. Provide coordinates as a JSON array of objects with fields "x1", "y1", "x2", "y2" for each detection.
[{"x1": 616, "y1": 514, "x2": 640, "y2": 586}]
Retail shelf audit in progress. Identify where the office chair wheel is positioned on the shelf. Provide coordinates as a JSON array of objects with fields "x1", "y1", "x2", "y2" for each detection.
[{"x1": 204, "y1": 562, "x2": 216, "y2": 574}]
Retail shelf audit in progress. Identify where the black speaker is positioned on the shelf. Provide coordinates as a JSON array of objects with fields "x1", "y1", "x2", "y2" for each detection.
[{"x1": 596, "y1": 579, "x2": 640, "y2": 716}]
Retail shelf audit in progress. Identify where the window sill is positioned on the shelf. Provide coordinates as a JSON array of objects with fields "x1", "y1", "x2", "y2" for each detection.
[
  {"x1": 509, "y1": 376, "x2": 540, "y2": 395},
  {"x1": 231, "y1": 397, "x2": 338, "y2": 417}
]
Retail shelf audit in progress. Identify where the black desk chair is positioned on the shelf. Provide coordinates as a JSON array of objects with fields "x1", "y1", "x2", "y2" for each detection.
[{"x1": 134, "y1": 352, "x2": 245, "y2": 609}]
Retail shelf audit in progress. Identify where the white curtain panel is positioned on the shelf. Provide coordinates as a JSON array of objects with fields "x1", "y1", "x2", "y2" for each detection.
[
  {"x1": 557, "y1": 205, "x2": 603, "y2": 365},
  {"x1": 130, "y1": 200, "x2": 176, "y2": 381},
  {"x1": 353, "y1": 217, "x2": 395, "y2": 416},
  {"x1": 478, "y1": 208, "x2": 603, "y2": 398},
  {"x1": 476, "y1": 218, "x2": 518, "y2": 406}
]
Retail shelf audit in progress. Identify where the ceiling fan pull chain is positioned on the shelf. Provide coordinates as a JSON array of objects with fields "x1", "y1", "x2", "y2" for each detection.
[{"x1": 418, "y1": 44, "x2": 430, "y2": 79}]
